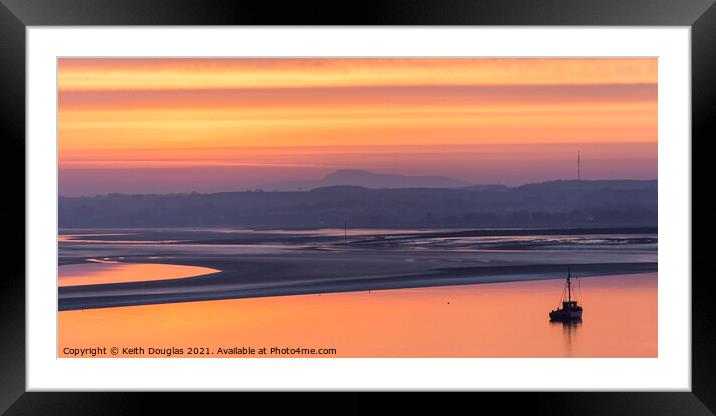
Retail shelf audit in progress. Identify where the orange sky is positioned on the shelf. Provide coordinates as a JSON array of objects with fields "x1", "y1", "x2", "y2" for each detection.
[{"x1": 58, "y1": 58, "x2": 657, "y2": 196}]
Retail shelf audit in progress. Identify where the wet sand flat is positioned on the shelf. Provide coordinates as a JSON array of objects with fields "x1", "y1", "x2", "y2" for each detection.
[{"x1": 58, "y1": 227, "x2": 657, "y2": 311}]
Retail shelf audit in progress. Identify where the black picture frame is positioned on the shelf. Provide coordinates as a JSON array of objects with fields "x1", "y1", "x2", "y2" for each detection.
[{"x1": 0, "y1": 0, "x2": 709, "y2": 414}]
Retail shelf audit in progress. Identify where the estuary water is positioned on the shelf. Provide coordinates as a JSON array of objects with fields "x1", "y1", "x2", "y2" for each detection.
[{"x1": 58, "y1": 272, "x2": 657, "y2": 358}]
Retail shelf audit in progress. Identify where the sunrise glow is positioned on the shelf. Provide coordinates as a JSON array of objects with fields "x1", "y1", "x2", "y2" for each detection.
[{"x1": 58, "y1": 58, "x2": 657, "y2": 195}]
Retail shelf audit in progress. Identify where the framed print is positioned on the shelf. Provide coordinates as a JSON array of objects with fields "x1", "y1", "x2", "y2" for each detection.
[{"x1": 1, "y1": 0, "x2": 711, "y2": 414}]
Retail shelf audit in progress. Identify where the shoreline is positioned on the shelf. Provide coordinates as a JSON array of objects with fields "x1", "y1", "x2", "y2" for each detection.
[{"x1": 58, "y1": 261, "x2": 656, "y2": 311}]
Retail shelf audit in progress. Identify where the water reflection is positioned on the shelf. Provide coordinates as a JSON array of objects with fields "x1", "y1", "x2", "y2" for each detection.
[
  {"x1": 58, "y1": 262, "x2": 220, "y2": 287},
  {"x1": 59, "y1": 273, "x2": 656, "y2": 357},
  {"x1": 550, "y1": 319, "x2": 582, "y2": 356}
]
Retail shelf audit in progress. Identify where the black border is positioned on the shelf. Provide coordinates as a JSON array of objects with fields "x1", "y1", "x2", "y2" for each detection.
[{"x1": 1, "y1": 1, "x2": 710, "y2": 414}]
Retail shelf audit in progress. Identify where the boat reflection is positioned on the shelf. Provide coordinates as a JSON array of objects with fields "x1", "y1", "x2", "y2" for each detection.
[{"x1": 550, "y1": 318, "x2": 582, "y2": 356}]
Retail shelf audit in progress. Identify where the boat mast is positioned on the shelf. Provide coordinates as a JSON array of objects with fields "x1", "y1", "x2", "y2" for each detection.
[{"x1": 567, "y1": 267, "x2": 572, "y2": 302}]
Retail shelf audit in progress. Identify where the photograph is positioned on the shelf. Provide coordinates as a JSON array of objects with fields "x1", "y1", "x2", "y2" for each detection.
[{"x1": 57, "y1": 57, "x2": 658, "y2": 358}]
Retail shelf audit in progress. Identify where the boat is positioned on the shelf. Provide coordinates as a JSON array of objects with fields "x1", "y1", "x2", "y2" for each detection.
[{"x1": 549, "y1": 267, "x2": 583, "y2": 321}]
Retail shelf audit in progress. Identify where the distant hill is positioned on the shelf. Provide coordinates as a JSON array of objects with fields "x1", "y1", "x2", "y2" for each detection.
[
  {"x1": 518, "y1": 179, "x2": 658, "y2": 191},
  {"x1": 59, "y1": 179, "x2": 658, "y2": 228},
  {"x1": 260, "y1": 169, "x2": 470, "y2": 191},
  {"x1": 464, "y1": 184, "x2": 511, "y2": 192}
]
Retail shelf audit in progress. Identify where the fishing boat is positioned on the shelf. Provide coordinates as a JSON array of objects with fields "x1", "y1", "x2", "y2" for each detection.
[{"x1": 549, "y1": 267, "x2": 583, "y2": 321}]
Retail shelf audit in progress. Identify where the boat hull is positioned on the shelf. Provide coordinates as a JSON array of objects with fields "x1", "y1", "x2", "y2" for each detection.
[{"x1": 549, "y1": 310, "x2": 583, "y2": 321}]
